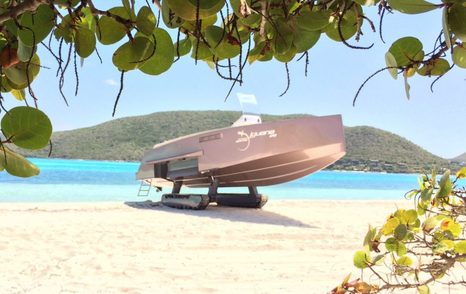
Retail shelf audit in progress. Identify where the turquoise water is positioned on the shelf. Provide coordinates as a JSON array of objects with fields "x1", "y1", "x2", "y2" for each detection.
[{"x1": 0, "y1": 158, "x2": 463, "y2": 202}]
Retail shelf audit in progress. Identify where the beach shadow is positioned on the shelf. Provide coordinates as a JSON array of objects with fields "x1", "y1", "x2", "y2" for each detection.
[{"x1": 124, "y1": 200, "x2": 315, "y2": 228}]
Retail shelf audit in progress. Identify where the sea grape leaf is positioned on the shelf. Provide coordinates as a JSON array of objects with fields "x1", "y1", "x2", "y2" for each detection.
[
  {"x1": 385, "y1": 52, "x2": 399, "y2": 79},
  {"x1": 353, "y1": 250, "x2": 370, "y2": 269},
  {"x1": 165, "y1": 0, "x2": 224, "y2": 21},
  {"x1": 325, "y1": 10, "x2": 358, "y2": 42},
  {"x1": 388, "y1": 37, "x2": 424, "y2": 67},
  {"x1": 274, "y1": 45, "x2": 297, "y2": 63},
  {"x1": 448, "y1": 3, "x2": 466, "y2": 42},
  {"x1": 17, "y1": 39, "x2": 35, "y2": 62},
  {"x1": 112, "y1": 36, "x2": 154, "y2": 71},
  {"x1": 436, "y1": 170, "x2": 452, "y2": 199},
  {"x1": 139, "y1": 28, "x2": 175, "y2": 75},
  {"x1": 0, "y1": 146, "x2": 40, "y2": 177},
  {"x1": 96, "y1": 15, "x2": 127, "y2": 45},
  {"x1": 161, "y1": 0, "x2": 184, "y2": 28},
  {"x1": 293, "y1": 29, "x2": 320, "y2": 53},
  {"x1": 440, "y1": 218, "x2": 461, "y2": 237},
  {"x1": 190, "y1": 38, "x2": 213, "y2": 60},
  {"x1": 396, "y1": 256, "x2": 413, "y2": 267},
  {"x1": 456, "y1": 167, "x2": 466, "y2": 179},
  {"x1": 388, "y1": 0, "x2": 437, "y2": 14},
  {"x1": 454, "y1": 241, "x2": 466, "y2": 254},
  {"x1": 1, "y1": 106, "x2": 52, "y2": 150},
  {"x1": 443, "y1": 7, "x2": 452, "y2": 49},
  {"x1": 175, "y1": 37, "x2": 192, "y2": 57},
  {"x1": 423, "y1": 216, "x2": 439, "y2": 233},
  {"x1": 75, "y1": 26, "x2": 96, "y2": 58},
  {"x1": 363, "y1": 225, "x2": 377, "y2": 248},
  {"x1": 382, "y1": 217, "x2": 400, "y2": 235},
  {"x1": 296, "y1": 10, "x2": 331, "y2": 31},
  {"x1": 136, "y1": 6, "x2": 156, "y2": 36},
  {"x1": 418, "y1": 285, "x2": 430, "y2": 294},
  {"x1": 4, "y1": 54, "x2": 41, "y2": 87},
  {"x1": 385, "y1": 237, "x2": 407, "y2": 256},
  {"x1": 452, "y1": 45, "x2": 466, "y2": 68},
  {"x1": 394, "y1": 224, "x2": 408, "y2": 240},
  {"x1": 417, "y1": 58, "x2": 450, "y2": 76},
  {"x1": 11, "y1": 89, "x2": 26, "y2": 101},
  {"x1": 272, "y1": 22, "x2": 294, "y2": 55},
  {"x1": 18, "y1": 5, "x2": 55, "y2": 46}
]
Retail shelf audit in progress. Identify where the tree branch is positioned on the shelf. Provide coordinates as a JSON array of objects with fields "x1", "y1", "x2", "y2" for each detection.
[{"x1": 0, "y1": 0, "x2": 48, "y2": 25}]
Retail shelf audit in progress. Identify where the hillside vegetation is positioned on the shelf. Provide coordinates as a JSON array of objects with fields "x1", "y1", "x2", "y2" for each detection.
[
  {"x1": 452, "y1": 152, "x2": 466, "y2": 163},
  {"x1": 24, "y1": 111, "x2": 451, "y2": 173}
]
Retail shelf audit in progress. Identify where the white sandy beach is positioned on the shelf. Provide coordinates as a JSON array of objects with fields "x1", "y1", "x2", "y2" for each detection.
[{"x1": 0, "y1": 200, "x2": 463, "y2": 293}]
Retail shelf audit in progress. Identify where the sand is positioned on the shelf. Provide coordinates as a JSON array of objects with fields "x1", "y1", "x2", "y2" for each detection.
[{"x1": 0, "y1": 200, "x2": 463, "y2": 293}]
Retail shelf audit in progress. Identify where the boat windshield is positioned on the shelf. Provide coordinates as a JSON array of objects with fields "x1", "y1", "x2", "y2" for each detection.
[{"x1": 232, "y1": 93, "x2": 262, "y2": 126}]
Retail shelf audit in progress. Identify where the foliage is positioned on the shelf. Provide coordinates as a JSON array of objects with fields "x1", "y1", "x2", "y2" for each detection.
[
  {"x1": 331, "y1": 168, "x2": 466, "y2": 293},
  {"x1": 15, "y1": 110, "x2": 453, "y2": 173},
  {"x1": 0, "y1": 0, "x2": 465, "y2": 176}
]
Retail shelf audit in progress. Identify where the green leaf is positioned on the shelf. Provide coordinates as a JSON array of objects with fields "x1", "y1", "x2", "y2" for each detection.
[
  {"x1": 418, "y1": 285, "x2": 430, "y2": 294},
  {"x1": 436, "y1": 170, "x2": 452, "y2": 198},
  {"x1": 4, "y1": 54, "x2": 41, "y2": 87},
  {"x1": 385, "y1": 52, "x2": 398, "y2": 79},
  {"x1": 96, "y1": 15, "x2": 127, "y2": 45},
  {"x1": 454, "y1": 241, "x2": 466, "y2": 254},
  {"x1": 161, "y1": 0, "x2": 184, "y2": 28},
  {"x1": 452, "y1": 45, "x2": 466, "y2": 69},
  {"x1": 394, "y1": 224, "x2": 408, "y2": 240},
  {"x1": 1, "y1": 106, "x2": 52, "y2": 150},
  {"x1": 417, "y1": 58, "x2": 451, "y2": 76},
  {"x1": 296, "y1": 10, "x2": 331, "y2": 31},
  {"x1": 396, "y1": 256, "x2": 413, "y2": 266},
  {"x1": 17, "y1": 39, "x2": 35, "y2": 62},
  {"x1": 353, "y1": 250, "x2": 370, "y2": 269},
  {"x1": 448, "y1": 3, "x2": 466, "y2": 42},
  {"x1": 443, "y1": 7, "x2": 452, "y2": 49},
  {"x1": 456, "y1": 167, "x2": 466, "y2": 179},
  {"x1": 11, "y1": 89, "x2": 26, "y2": 101},
  {"x1": 139, "y1": 28, "x2": 175, "y2": 75},
  {"x1": 293, "y1": 29, "x2": 320, "y2": 53},
  {"x1": 75, "y1": 27, "x2": 96, "y2": 58},
  {"x1": 136, "y1": 6, "x2": 156, "y2": 36},
  {"x1": 403, "y1": 70, "x2": 411, "y2": 100},
  {"x1": 0, "y1": 146, "x2": 40, "y2": 177},
  {"x1": 18, "y1": 5, "x2": 55, "y2": 46},
  {"x1": 388, "y1": 0, "x2": 437, "y2": 14},
  {"x1": 174, "y1": 37, "x2": 192, "y2": 57},
  {"x1": 165, "y1": 0, "x2": 224, "y2": 21},
  {"x1": 388, "y1": 37, "x2": 424, "y2": 67},
  {"x1": 382, "y1": 217, "x2": 400, "y2": 235},
  {"x1": 325, "y1": 10, "x2": 358, "y2": 42},
  {"x1": 112, "y1": 36, "x2": 154, "y2": 71},
  {"x1": 385, "y1": 237, "x2": 407, "y2": 256},
  {"x1": 363, "y1": 225, "x2": 377, "y2": 248},
  {"x1": 423, "y1": 216, "x2": 439, "y2": 233}
]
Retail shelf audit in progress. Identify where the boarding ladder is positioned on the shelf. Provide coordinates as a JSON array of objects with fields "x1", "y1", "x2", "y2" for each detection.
[{"x1": 137, "y1": 179, "x2": 152, "y2": 197}]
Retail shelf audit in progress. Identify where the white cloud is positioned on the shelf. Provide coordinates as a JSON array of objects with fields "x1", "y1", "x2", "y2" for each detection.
[{"x1": 104, "y1": 79, "x2": 118, "y2": 86}]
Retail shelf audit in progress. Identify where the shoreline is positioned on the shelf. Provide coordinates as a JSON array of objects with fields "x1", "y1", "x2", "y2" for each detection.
[{"x1": 3, "y1": 200, "x2": 462, "y2": 293}]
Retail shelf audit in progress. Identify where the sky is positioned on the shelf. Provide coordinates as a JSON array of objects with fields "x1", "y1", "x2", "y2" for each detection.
[{"x1": 2, "y1": 5, "x2": 465, "y2": 159}]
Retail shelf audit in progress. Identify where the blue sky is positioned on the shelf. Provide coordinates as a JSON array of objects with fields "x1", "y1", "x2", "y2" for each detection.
[{"x1": 2, "y1": 5, "x2": 465, "y2": 159}]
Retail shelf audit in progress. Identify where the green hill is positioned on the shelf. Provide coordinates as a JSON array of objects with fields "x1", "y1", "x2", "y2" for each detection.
[
  {"x1": 452, "y1": 153, "x2": 466, "y2": 163},
  {"x1": 23, "y1": 110, "x2": 449, "y2": 173}
]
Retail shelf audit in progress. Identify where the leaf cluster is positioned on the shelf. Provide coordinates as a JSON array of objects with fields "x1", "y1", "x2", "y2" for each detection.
[
  {"x1": 0, "y1": 0, "x2": 465, "y2": 178},
  {"x1": 332, "y1": 168, "x2": 466, "y2": 294}
]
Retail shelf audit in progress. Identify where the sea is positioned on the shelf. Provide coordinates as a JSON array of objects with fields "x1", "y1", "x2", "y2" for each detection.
[{"x1": 0, "y1": 158, "x2": 464, "y2": 202}]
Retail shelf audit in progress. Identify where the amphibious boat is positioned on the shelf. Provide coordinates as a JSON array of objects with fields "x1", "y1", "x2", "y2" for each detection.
[{"x1": 136, "y1": 95, "x2": 346, "y2": 209}]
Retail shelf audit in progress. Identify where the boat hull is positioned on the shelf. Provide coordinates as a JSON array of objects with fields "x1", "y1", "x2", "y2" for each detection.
[{"x1": 137, "y1": 115, "x2": 346, "y2": 188}]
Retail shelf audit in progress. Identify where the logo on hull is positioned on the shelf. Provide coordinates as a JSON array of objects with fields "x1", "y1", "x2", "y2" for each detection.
[{"x1": 235, "y1": 129, "x2": 277, "y2": 151}]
